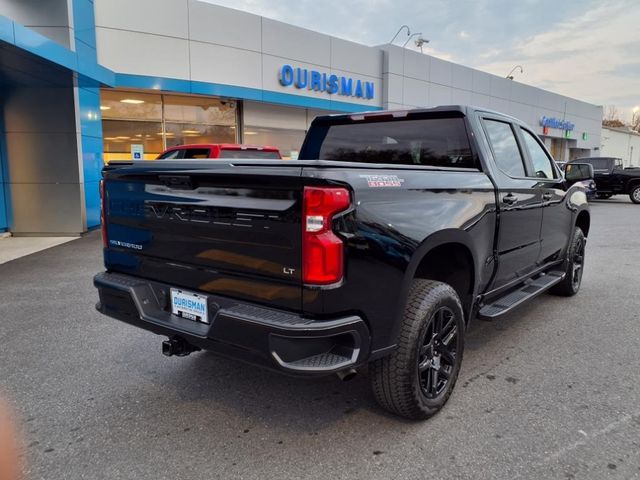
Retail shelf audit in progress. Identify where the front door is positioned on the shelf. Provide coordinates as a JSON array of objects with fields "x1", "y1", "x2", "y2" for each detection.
[
  {"x1": 517, "y1": 127, "x2": 571, "y2": 264},
  {"x1": 481, "y1": 118, "x2": 544, "y2": 289}
]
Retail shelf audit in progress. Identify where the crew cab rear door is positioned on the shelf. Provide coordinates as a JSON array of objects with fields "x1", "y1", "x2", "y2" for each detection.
[{"x1": 480, "y1": 116, "x2": 544, "y2": 288}]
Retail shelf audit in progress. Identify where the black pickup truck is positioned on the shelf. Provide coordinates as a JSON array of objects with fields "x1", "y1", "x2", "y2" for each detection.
[
  {"x1": 569, "y1": 156, "x2": 640, "y2": 203},
  {"x1": 94, "y1": 106, "x2": 593, "y2": 419}
]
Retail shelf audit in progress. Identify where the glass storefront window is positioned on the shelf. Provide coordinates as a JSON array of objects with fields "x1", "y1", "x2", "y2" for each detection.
[
  {"x1": 164, "y1": 123, "x2": 236, "y2": 148},
  {"x1": 102, "y1": 120, "x2": 163, "y2": 161},
  {"x1": 243, "y1": 126, "x2": 306, "y2": 160},
  {"x1": 163, "y1": 96, "x2": 236, "y2": 125},
  {"x1": 100, "y1": 89, "x2": 239, "y2": 162},
  {"x1": 100, "y1": 90, "x2": 162, "y2": 121}
]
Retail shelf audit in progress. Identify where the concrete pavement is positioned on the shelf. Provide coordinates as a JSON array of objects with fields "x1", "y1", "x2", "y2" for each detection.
[{"x1": 0, "y1": 198, "x2": 638, "y2": 480}]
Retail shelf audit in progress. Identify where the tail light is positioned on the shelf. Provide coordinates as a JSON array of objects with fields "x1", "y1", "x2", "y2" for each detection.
[
  {"x1": 100, "y1": 180, "x2": 108, "y2": 248},
  {"x1": 302, "y1": 187, "x2": 350, "y2": 285}
]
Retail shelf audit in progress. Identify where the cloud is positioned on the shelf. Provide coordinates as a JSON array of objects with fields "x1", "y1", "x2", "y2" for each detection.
[
  {"x1": 202, "y1": 0, "x2": 640, "y2": 118},
  {"x1": 473, "y1": 1, "x2": 640, "y2": 118}
]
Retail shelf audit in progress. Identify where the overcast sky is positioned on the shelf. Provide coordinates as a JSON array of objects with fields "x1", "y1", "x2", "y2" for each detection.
[{"x1": 205, "y1": 0, "x2": 640, "y2": 121}]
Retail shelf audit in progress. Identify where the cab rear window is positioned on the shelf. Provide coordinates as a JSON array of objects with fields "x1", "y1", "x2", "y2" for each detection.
[{"x1": 303, "y1": 117, "x2": 475, "y2": 168}]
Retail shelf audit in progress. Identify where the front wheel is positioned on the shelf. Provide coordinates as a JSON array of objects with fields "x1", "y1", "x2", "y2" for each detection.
[
  {"x1": 629, "y1": 185, "x2": 640, "y2": 204},
  {"x1": 370, "y1": 280, "x2": 465, "y2": 420},
  {"x1": 550, "y1": 227, "x2": 586, "y2": 296}
]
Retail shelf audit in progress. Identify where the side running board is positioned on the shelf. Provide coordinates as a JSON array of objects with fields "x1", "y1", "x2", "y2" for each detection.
[{"x1": 478, "y1": 271, "x2": 565, "y2": 320}]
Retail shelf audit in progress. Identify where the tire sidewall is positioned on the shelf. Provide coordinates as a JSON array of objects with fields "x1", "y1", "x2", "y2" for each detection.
[
  {"x1": 410, "y1": 290, "x2": 465, "y2": 412},
  {"x1": 630, "y1": 186, "x2": 640, "y2": 204}
]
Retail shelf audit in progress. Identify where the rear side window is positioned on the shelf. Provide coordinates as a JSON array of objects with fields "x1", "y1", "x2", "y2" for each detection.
[
  {"x1": 483, "y1": 120, "x2": 525, "y2": 177},
  {"x1": 305, "y1": 117, "x2": 475, "y2": 168},
  {"x1": 182, "y1": 148, "x2": 211, "y2": 159},
  {"x1": 218, "y1": 150, "x2": 281, "y2": 159}
]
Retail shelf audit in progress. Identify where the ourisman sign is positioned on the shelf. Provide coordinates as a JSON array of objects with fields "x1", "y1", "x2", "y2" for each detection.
[{"x1": 278, "y1": 64, "x2": 375, "y2": 100}]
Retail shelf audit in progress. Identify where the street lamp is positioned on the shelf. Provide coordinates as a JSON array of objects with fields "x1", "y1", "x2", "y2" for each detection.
[
  {"x1": 415, "y1": 36, "x2": 429, "y2": 52},
  {"x1": 389, "y1": 25, "x2": 410, "y2": 44},
  {"x1": 403, "y1": 32, "x2": 422, "y2": 47},
  {"x1": 506, "y1": 65, "x2": 523, "y2": 80}
]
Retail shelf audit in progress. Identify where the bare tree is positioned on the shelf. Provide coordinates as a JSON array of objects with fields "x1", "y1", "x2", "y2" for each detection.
[
  {"x1": 605, "y1": 105, "x2": 619, "y2": 121},
  {"x1": 631, "y1": 110, "x2": 640, "y2": 133},
  {"x1": 603, "y1": 105, "x2": 626, "y2": 128}
]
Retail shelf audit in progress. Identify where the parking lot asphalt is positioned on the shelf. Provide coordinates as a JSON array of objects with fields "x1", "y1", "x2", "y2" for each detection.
[{"x1": 1, "y1": 197, "x2": 639, "y2": 480}]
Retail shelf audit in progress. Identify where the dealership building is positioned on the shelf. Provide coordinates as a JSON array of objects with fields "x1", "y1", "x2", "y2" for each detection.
[{"x1": 0, "y1": 0, "x2": 603, "y2": 235}]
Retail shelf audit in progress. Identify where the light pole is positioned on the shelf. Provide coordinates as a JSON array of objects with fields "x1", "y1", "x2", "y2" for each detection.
[
  {"x1": 506, "y1": 65, "x2": 523, "y2": 80},
  {"x1": 403, "y1": 32, "x2": 423, "y2": 47},
  {"x1": 415, "y1": 36, "x2": 429, "y2": 53},
  {"x1": 389, "y1": 25, "x2": 410, "y2": 45}
]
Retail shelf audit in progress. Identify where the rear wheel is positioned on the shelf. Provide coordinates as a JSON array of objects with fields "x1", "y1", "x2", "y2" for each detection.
[
  {"x1": 370, "y1": 280, "x2": 465, "y2": 420},
  {"x1": 550, "y1": 227, "x2": 586, "y2": 296},
  {"x1": 629, "y1": 185, "x2": 640, "y2": 204}
]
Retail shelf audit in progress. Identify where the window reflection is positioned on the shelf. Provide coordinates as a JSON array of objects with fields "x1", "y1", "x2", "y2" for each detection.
[
  {"x1": 243, "y1": 127, "x2": 305, "y2": 160},
  {"x1": 164, "y1": 96, "x2": 236, "y2": 125},
  {"x1": 103, "y1": 120, "x2": 163, "y2": 161},
  {"x1": 165, "y1": 123, "x2": 236, "y2": 148},
  {"x1": 100, "y1": 90, "x2": 238, "y2": 161}
]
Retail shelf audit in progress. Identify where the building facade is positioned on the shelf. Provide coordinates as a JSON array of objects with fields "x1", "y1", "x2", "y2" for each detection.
[
  {"x1": 0, "y1": 0, "x2": 603, "y2": 235},
  {"x1": 600, "y1": 126, "x2": 640, "y2": 167}
]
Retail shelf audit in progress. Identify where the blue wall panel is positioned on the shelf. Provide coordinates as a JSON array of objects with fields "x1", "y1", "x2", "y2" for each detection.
[
  {"x1": 73, "y1": 0, "x2": 103, "y2": 229},
  {"x1": 78, "y1": 83, "x2": 103, "y2": 228},
  {"x1": 72, "y1": 0, "x2": 97, "y2": 49}
]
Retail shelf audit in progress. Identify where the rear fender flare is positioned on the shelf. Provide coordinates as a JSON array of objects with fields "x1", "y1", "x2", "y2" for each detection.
[{"x1": 388, "y1": 229, "x2": 481, "y2": 346}]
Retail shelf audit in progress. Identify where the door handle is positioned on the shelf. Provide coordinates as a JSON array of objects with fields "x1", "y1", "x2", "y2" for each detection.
[
  {"x1": 542, "y1": 192, "x2": 553, "y2": 201},
  {"x1": 503, "y1": 193, "x2": 518, "y2": 205}
]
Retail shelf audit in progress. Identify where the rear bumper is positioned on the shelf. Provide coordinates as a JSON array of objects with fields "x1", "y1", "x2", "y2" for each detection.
[{"x1": 93, "y1": 272, "x2": 370, "y2": 376}]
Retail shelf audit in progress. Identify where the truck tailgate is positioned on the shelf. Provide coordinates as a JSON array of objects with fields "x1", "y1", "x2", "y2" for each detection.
[{"x1": 103, "y1": 162, "x2": 304, "y2": 311}]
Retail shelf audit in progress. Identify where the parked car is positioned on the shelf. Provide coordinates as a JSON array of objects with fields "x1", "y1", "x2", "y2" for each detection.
[
  {"x1": 569, "y1": 156, "x2": 640, "y2": 203},
  {"x1": 95, "y1": 106, "x2": 592, "y2": 420},
  {"x1": 157, "y1": 143, "x2": 281, "y2": 160}
]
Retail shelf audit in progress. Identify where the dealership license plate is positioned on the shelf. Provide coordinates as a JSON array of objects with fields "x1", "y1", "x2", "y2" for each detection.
[{"x1": 170, "y1": 289, "x2": 209, "y2": 323}]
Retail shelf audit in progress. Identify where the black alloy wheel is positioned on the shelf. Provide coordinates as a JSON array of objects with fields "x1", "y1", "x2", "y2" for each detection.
[
  {"x1": 370, "y1": 280, "x2": 465, "y2": 420},
  {"x1": 571, "y1": 235, "x2": 585, "y2": 291},
  {"x1": 418, "y1": 306, "x2": 458, "y2": 399},
  {"x1": 550, "y1": 226, "x2": 586, "y2": 296}
]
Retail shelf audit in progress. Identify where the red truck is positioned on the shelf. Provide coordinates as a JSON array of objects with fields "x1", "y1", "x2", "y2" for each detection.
[{"x1": 157, "y1": 144, "x2": 282, "y2": 160}]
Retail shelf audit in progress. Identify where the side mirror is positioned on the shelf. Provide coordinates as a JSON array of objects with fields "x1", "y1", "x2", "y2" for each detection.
[{"x1": 565, "y1": 163, "x2": 594, "y2": 183}]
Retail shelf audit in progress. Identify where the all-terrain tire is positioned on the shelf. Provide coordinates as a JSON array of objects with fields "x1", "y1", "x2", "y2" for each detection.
[
  {"x1": 370, "y1": 280, "x2": 465, "y2": 420},
  {"x1": 549, "y1": 227, "x2": 586, "y2": 296},
  {"x1": 629, "y1": 185, "x2": 640, "y2": 204}
]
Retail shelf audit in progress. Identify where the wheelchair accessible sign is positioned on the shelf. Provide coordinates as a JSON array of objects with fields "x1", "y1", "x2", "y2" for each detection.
[{"x1": 131, "y1": 144, "x2": 144, "y2": 160}]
